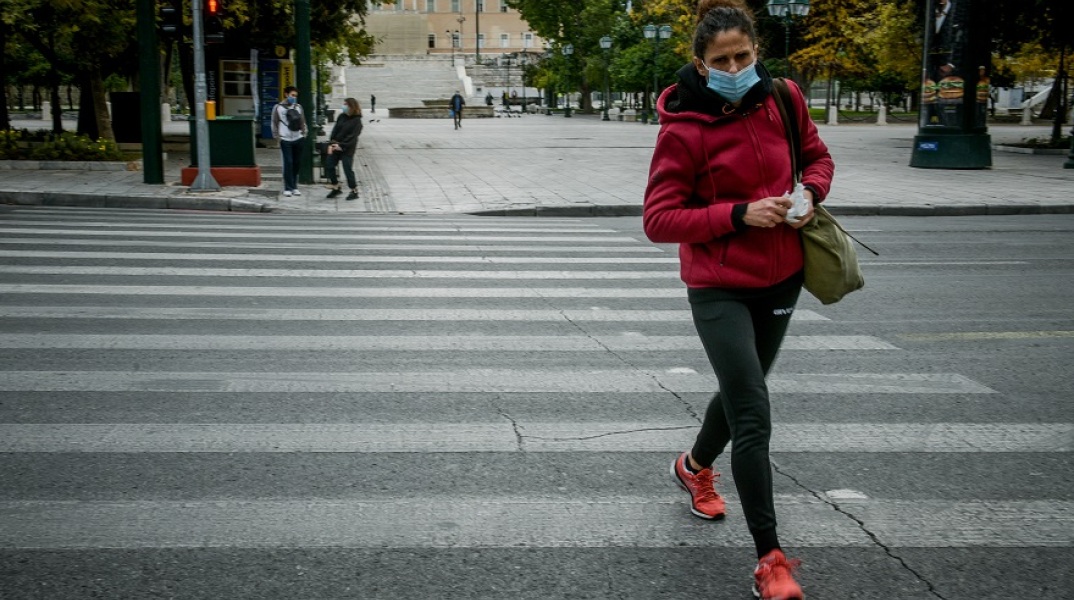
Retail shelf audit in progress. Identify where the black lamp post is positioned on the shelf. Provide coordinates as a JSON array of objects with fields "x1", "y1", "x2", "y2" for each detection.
[
  {"x1": 446, "y1": 30, "x2": 456, "y2": 67},
  {"x1": 456, "y1": 15, "x2": 466, "y2": 62},
  {"x1": 644, "y1": 24, "x2": 672, "y2": 125},
  {"x1": 600, "y1": 35, "x2": 613, "y2": 122},
  {"x1": 766, "y1": 0, "x2": 810, "y2": 78},
  {"x1": 1066, "y1": 125, "x2": 1074, "y2": 169},
  {"x1": 562, "y1": 44, "x2": 574, "y2": 118},
  {"x1": 520, "y1": 49, "x2": 528, "y2": 114}
]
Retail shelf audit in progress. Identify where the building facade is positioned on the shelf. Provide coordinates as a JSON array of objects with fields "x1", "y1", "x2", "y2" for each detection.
[{"x1": 365, "y1": 0, "x2": 545, "y2": 57}]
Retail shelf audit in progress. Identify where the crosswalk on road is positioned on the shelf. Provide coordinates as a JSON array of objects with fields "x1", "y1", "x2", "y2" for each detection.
[{"x1": 0, "y1": 206, "x2": 1069, "y2": 599}]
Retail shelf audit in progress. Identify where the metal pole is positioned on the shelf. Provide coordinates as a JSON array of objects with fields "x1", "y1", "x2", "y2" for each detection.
[
  {"x1": 651, "y1": 40, "x2": 659, "y2": 125},
  {"x1": 136, "y1": 0, "x2": 163, "y2": 184},
  {"x1": 602, "y1": 51, "x2": 610, "y2": 121},
  {"x1": 475, "y1": 0, "x2": 480, "y2": 65},
  {"x1": 784, "y1": 20, "x2": 791, "y2": 78},
  {"x1": 296, "y1": 0, "x2": 313, "y2": 185},
  {"x1": 190, "y1": 0, "x2": 220, "y2": 191}
]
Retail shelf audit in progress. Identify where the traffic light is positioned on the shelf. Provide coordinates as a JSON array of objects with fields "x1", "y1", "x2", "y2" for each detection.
[
  {"x1": 159, "y1": 1, "x2": 181, "y2": 36},
  {"x1": 204, "y1": 0, "x2": 224, "y2": 44}
]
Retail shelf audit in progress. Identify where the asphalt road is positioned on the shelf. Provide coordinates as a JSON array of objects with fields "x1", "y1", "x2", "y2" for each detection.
[{"x1": 0, "y1": 206, "x2": 1071, "y2": 599}]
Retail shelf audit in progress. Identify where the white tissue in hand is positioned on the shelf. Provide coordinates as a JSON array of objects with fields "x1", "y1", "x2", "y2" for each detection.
[{"x1": 785, "y1": 183, "x2": 809, "y2": 224}]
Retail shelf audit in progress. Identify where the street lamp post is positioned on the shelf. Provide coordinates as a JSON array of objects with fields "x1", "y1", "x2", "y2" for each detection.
[
  {"x1": 446, "y1": 30, "x2": 457, "y2": 67},
  {"x1": 766, "y1": 0, "x2": 810, "y2": 78},
  {"x1": 600, "y1": 36, "x2": 613, "y2": 122},
  {"x1": 520, "y1": 50, "x2": 528, "y2": 114},
  {"x1": 562, "y1": 44, "x2": 574, "y2": 118},
  {"x1": 457, "y1": 15, "x2": 466, "y2": 62},
  {"x1": 645, "y1": 24, "x2": 672, "y2": 125}
]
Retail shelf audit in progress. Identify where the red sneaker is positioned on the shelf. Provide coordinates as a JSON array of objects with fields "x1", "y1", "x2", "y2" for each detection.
[
  {"x1": 670, "y1": 452, "x2": 726, "y2": 520},
  {"x1": 753, "y1": 549, "x2": 804, "y2": 600}
]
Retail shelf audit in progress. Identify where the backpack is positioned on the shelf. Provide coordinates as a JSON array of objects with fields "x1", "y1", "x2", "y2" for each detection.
[{"x1": 283, "y1": 106, "x2": 303, "y2": 131}]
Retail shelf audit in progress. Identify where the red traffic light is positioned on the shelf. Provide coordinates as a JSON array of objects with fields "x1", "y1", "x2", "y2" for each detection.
[{"x1": 206, "y1": 0, "x2": 219, "y2": 16}]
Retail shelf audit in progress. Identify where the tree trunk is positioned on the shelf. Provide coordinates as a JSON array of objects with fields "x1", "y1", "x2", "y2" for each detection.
[
  {"x1": 1052, "y1": 47, "x2": 1067, "y2": 147},
  {"x1": 77, "y1": 73, "x2": 99, "y2": 140},
  {"x1": 91, "y1": 68, "x2": 115, "y2": 141},
  {"x1": 177, "y1": 41, "x2": 195, "y2": 116}
]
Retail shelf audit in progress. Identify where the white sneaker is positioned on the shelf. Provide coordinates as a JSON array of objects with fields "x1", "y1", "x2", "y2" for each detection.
[
  {"x1": 283, "y1": 190, "x2": 293, "y2": 197},
  {"x1": 292, "y1": 189, "x2": 302, "y2": 196}
]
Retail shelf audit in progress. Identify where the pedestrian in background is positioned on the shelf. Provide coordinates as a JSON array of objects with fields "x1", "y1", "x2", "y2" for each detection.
[
  {"x1": 643, "y1": 1, "x2": 834, "y2": 599},
  {"x1": 450, "y1": 90, "x2": 465, "y2": 130},
  {"x1": 370, "y1": 94, "x2": 376, "y2": 114},
  {"x1": 271, "y1": 86, "x2": 307, "y2": 197},
  {"x1": 325, "y1": 97, "x2": 363, "y2": 201}
]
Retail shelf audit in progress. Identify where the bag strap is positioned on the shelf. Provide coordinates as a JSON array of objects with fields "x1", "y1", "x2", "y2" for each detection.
[
  {"x1": 771, "y1": 78, "x2": 802, "y2": 184},
  {"x1": 773, "y1": 78, "x2": 878, "y2": 256}
]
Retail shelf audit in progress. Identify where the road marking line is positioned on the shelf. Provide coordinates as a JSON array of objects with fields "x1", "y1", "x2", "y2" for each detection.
[
  {"x1": 0, "y1": 285, "x2": 681, "y2": 298},
  {"x1": 0, "y1": 334, "x2": 892, "y2": 351},
  {"x1": 0, "y1": 250, "x2": 678, "y2": 264},
  {"x1": 0, "y1": 371, "x2": 995, "y2": 394},
  {"x1": 0, "y1": 239, "x2": 665, "y2": 253},
  {"x1": 0, "y1": 423, "x2": 1061, "y2": 453},
  {"x1": 0, "y1": 266, "x2": 678, "y2": 279},
  {"x1": 0, "y1": 497, "x2": 1068, "y2": 549},
  {"x1": 0, "y1": 307, "x2": 828, "y2": 321},
  {"x1": 0, "y1": 228, "x2": 640, "y2": 243},
  {"x1": 899, "y1": 331, "x2": 1074, "y2": 341}
]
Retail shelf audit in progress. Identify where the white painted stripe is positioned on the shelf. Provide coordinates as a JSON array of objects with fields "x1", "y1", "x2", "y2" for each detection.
[
  {"x1": 0, "y1": 371, "x2": 996, "y2": 394},
  {"x1": 1, "y1": 210, "x2": 596, "y2": 225},
  {"x1": 0, "y1": 250, "x2": 678, "y2": 265},
  {"x1": 0, "y1": 423, "x2": 1061, "y2": 453},
  {"x1": 1, "y1": 497, "x2": 1068, "y2": 549},
  {"x1": 0, "y1": 228, "x2": 639, "y2": 243},
  {"x1": 0, "y1": 307, "x2": 829, "y2": 322},
  {"x1": 0, "y1": 334, "x2": 894, "y2": 351},
  {"x1": 0, "y1": 239, "x2": 665, "y2": 253},
  {"x1": 0, "y1": 266, "x2": 677, "y2": 279},
  {"x1": 900, "y1": 331, "x2": 1074, "y2": 341},
  {"x1": 0, "y1": 285, "x2": 682, "y2": 298},
  {"x1": 0, "y1": 223, "x2": 615, "y2": 234},
  {"x1": 866, "y1": 261, "x2": 1029, "y2": 266}
]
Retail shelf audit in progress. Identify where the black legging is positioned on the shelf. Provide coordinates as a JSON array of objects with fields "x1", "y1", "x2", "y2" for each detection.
[{"x1": 687, "y1": 271, "x2": 802, "y2": 555}]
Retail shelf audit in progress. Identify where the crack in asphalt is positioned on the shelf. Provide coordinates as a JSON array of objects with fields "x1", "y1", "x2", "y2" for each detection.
[
  {"x1": 770, "y1": 460, "x2": 948, "y2": 599},
  {"x1": 493, "y1": 400, "x2": 524, "y2": 452},
  {"x1": 521, "y1": 425, "x2": 696, "y2": 442}
]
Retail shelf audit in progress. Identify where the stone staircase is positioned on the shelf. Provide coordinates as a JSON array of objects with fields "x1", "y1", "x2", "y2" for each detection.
[{"x1": 343, "y1": 56, "x2": 466, "y2": 110}]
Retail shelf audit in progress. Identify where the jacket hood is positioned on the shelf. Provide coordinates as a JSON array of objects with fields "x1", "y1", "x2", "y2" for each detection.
[{"x1": 659, "y1": 61, "x2": 774, "y2": 124}]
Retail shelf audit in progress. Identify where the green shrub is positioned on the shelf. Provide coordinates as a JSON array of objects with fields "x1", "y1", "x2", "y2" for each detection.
[
  {"x1": 0, "y1": 129, "x2": 21, "y2": 159},
  {"x1": 27, "y1": 132, "x2": 124, "y2": 161}
]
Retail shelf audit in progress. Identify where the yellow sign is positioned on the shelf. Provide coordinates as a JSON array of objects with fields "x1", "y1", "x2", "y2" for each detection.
[
  {"x1": 275, "y1": 45, "x2": 287, "y2": 58},
  {"x1": 279, "y1": 60, "x2": 295, "y2": 94}
]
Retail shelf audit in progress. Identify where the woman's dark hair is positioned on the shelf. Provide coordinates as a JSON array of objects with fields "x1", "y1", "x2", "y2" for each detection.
[
  {"x1": 693, "y1": 0, "x2": 757, "y2": 58},
  {"x1": 344, "y1": 97, "x2": 361, "y2": 115},
  {"x1": 283, "y1": 86, "x2": 298, "y2": 95}
]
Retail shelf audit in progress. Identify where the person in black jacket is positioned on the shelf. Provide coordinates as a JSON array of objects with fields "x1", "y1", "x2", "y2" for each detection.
[{"x1": 325, "y1": 97, "x2": 363, "y2": 201}]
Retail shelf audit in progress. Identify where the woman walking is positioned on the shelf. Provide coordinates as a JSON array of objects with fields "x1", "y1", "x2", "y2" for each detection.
[{"x1": 643, "y1": 1, "x2": 834, "y2": 598}]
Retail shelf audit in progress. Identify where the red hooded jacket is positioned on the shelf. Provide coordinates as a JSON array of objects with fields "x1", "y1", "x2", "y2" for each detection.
[{"x1": 643, "y1": 71, "x2": 834, "y2": 289}]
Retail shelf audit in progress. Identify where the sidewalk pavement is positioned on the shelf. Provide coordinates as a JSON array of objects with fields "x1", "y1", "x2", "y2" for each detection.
[{"x1": 1, "y1": 114, "x2": 1071, "y2": 216}]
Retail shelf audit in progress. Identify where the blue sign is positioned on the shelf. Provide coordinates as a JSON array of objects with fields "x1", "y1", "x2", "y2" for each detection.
[{"x1": 917, "y1": 141, "x2": 940, "y2": 152}]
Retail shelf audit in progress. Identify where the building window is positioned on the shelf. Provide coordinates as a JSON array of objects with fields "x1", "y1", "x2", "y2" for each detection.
[
  {"x1": 426, "y1": 0, "x2": 435, "y2": 12},
  {"x1": 451, "y1": 0, "x2": 459, "y2": 12},
  {"x1": 500, "y1": 33, "x2": 509, "y2": 48},
  {"x1": 500, "y1": 1, "x2": 508, "y2": 12},
  {"x1": 477, "y1": 33, "x2": 485, "y2": 48},
  {"x1": 428, "y1": 34, "x2": 436, "y2": 48},
  {"x1": 523, "y1": 33, "x2": 533, "y2": 48}
]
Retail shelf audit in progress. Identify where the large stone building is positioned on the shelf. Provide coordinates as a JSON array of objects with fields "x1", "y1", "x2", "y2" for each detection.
[{"x1": 364, "y1": 0, "x2": 545, "y2": 58}]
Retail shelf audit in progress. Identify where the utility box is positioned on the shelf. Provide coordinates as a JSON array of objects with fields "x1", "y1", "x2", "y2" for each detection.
[{"x1": 189, "y1": 117, "x2": 256, "y2": 167}]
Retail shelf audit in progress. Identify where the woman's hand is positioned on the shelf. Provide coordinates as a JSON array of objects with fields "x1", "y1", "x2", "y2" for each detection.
[
  {"x1": 787, "y1": 189, "x2": 816, "y2": 229},
  {"x1": 743, "y1": 196, "x2": 792, "y2": 228}
]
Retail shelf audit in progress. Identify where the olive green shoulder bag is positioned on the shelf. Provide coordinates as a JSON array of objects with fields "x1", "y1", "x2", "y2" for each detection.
[{"x1": 771, "y1": 78, "x2": 877, "y2": 305}]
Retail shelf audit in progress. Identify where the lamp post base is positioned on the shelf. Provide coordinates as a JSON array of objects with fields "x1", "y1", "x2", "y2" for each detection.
[{"x1": 910, "y1": 132, "x2": 992, "y2": 169}]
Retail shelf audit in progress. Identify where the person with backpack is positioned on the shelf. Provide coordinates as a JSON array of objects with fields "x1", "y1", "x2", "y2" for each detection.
[
  {"x1": 642, "y1": 1, "x2": 834, "y2": 599},
  {"x1": 271, "y1": 86, "x2": 307, "y2": 197},
  {"x1": 324, "y1": 97, "x2": 363, "y2": 201}
]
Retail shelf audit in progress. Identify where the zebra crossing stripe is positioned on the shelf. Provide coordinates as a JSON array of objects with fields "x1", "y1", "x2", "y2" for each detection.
[
  {"x1": 0, "y1": 250, "x2": 679, "y2": 264},
  {"x1": 0, "y1": 266, "x2": 677, "y2": 278},
  {"x1": 0, "y1": 423, "x2": 1063, "y2": 453},
  {"x1": 0, "y1": 285, "x2": 683, "y2": 298},
  {"x1": 0, "y1": 307, "x2": 830, "y2": 321},
  {"x1": 0, "y1": 228, "x2": 639, "y2": 243},
  {"x1": 0, "y1": 334, "x2": 893, "y2": 351},
  {"x1": 0, "y1": 371, "x2": 995, "y2": 394},
  {"x1": 0, "y1": 223, "x2": 618, "y2": 234},
  {"x1": 0, "y1": 497, "x2": 1068, "y2": 549},
  {"x1": 0, "y1": 239, "x2": 665, "y2": 253}
]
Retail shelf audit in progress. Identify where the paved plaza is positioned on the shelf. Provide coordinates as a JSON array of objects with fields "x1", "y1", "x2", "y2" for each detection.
[{"x1": 1, "y1": 114, "x2": 1072, "y2": 215}]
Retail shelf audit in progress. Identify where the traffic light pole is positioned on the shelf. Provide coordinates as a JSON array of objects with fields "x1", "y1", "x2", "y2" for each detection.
[
  {"x1": 137, "y1": 0, "x2": 163, "y2": 183},
  {"x1": 190, "y1": 0, "x2": 220, "y2": 191},
  {"x1": 296, "y1": 0, "x2": 314, "y2": 185}
]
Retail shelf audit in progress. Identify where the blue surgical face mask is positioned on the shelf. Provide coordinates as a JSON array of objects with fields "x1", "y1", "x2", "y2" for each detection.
[
  {"x1": 341, "y1": 105, "x2": 349, "y2": 114},
  {"x1": 703, "y1": 61, "x2": 760, "y2": 102},
  {"x1": 286, "y1": 96, "x2": 297, "y2": 105}
]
